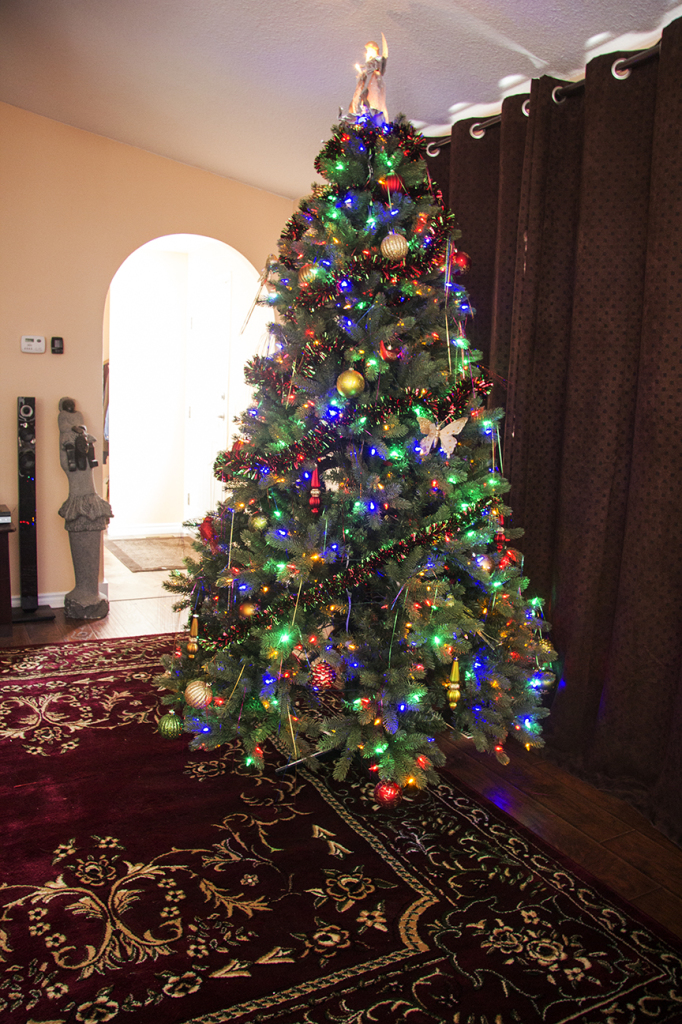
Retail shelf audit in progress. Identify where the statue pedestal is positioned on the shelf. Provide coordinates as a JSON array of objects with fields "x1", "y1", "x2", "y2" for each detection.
[{"x1": 64, "y1": 531, "x2": 109, "y2": 620}]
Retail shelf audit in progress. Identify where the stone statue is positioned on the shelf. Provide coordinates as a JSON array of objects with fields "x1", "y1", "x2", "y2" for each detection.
[{"x1": 58, "y1": 397, "x2": 113, "y2": 619}]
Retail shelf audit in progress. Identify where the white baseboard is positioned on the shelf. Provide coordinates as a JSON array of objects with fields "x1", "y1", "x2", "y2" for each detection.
[
  {"x1": 12, "y1": 591, "x2": 66, "y2": 609},
  {"x1": 106, "y1": 522, "x2": 194, "y2": 540}
]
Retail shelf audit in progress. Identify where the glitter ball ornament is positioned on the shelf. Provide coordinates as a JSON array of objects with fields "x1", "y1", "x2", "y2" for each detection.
[
  {"x1": 311, "y1": 661, "x2": 336, "y2": 689},
  {"x1": 381, "y1": 232, "x2": 409, "y2": 261},
  {"x1": 336, "y1": 369, "x2": 365, "y2": 398},
  {"x1": 238, "y1": 602, "x2": 257, "y2": 617},
  {"x1": 158, "y1": 713, "x2": 183, "y2": 739},
  {"x1": 251, "y1": 515, "x2": 268, "y2": 530},
  {"x1": 298, "y1": 263, "x2": 319, "y2": 286},
  {"x1": 184, "y1": 679, "x2": 213, "y2": 708},
  {"x1": 374, "y1": 781, "x2": 403, "y2": 808}
]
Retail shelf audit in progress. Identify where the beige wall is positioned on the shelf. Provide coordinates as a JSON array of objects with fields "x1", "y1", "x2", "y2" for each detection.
[{"x1": 0, "y1": 101, "x2": 292, "y2": 602}]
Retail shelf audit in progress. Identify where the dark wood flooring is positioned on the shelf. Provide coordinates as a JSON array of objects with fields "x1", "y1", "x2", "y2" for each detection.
[{"x1": 3, "y1": 553, "x2": 681, "y2": 943}]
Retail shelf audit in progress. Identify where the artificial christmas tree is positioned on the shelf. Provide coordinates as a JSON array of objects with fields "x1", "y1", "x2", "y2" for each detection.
[{"x1": 159, "y1": 69, "x2": 554, "y2": 797}]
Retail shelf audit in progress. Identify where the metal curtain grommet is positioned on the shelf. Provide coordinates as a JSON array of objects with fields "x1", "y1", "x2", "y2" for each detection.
[
  {"x1": 426, "y1": 141, "x2": 442, "y2": 157},
  {"x1": 469, "y1": 123, "x2": 486, "y2": 139},
  {"x1": 611, "y1": 57, "x2": 631, "y2": 79},
  {"x1": 551, "y1": 86, "x2": 566, "y2": 105},
  {"x1": 522, "y1": 99, "x2": 530, "y2": 117}
]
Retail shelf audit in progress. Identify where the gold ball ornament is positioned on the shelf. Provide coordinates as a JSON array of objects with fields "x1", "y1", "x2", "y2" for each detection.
[
  {"x1": 157, "y1": 713, "x2": 184, "y2": 739},
  {"x1": 238, "y1": 602, "x2": 258, "y2": 618},
  {"x1": 380, "y1": 232, "x2": 409, "y2": 261},
  {"x1": 251, "y1": 515, "x2": 268, "y2": 531},
  {"x1": 336, "y1": 369, "x2": 365, "y2": 398},
  {"x1": 298, "y1": 263, "x2": 319, "y2": 286},
  {"x1": 184, "y1": 679, "x2": 213, "y2": 708}
]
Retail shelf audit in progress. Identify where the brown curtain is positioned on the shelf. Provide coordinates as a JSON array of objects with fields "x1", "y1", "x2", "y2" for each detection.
[{"x1": 428, "y1": 17, "x2": 682, "y2": 844}]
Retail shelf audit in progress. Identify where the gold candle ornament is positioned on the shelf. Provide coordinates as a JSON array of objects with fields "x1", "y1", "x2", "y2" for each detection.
[{"x1": 187, "y1": 613, "x2": 199, "y2": 659}]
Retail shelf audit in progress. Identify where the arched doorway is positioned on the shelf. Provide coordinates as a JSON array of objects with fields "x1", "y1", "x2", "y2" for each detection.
[{"x1": 105, "y1": 234, "x2": 271, "y2": 539}]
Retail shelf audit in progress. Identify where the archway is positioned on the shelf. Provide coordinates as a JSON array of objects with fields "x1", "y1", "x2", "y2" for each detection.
[{"x1": 105, "y1": 234, "x2": 271, "y2": 539}]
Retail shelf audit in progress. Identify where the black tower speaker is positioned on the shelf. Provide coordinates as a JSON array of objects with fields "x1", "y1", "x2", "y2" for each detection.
[{"x1": 14, "y1": 398, "x2": 54, "y2": 622}]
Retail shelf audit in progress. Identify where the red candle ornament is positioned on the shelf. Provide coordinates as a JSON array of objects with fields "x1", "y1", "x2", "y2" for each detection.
[{"x1": 309, "y1": 465, "x2": 321, "y2": 514}]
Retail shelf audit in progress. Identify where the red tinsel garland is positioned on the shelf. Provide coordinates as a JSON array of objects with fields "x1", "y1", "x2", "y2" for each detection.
[{"x1": 213, "y1": 374, "x2": 492, "y2": 483}]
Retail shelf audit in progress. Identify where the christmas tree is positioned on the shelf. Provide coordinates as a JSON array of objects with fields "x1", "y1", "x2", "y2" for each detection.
[{"x1": 158, "y1": 68, "x2": 554, "y2": 803}]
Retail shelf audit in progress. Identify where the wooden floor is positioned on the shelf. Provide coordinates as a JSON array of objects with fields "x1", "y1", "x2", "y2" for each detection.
[{"x1": 3, "y1": 548, "x2": 681, "y2": 943}]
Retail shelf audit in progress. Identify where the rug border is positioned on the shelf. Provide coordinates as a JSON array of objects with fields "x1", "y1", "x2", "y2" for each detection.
[{"x1": 439, "y1": 760, "x2": 682, "y2": 953}]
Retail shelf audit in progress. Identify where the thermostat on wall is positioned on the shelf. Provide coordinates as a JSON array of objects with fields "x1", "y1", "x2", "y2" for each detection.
[{"x1": 21, "y1": 335, "x2": 46, "y2": 354}]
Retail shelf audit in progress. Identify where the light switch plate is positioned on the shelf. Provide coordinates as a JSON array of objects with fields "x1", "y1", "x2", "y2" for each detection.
[{"x1": 21, "y1": 335, "x2": 46, "y2": 354}]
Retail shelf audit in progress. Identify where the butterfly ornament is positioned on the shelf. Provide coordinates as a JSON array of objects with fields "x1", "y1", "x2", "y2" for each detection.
[{"x1": 418, "y1": 415, "x2": 468, "y2": 457}]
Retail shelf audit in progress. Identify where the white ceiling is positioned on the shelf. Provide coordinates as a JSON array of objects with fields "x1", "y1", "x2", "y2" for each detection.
[{"x1": 0, "y1": 0, "x2": 678, "y2": 200}]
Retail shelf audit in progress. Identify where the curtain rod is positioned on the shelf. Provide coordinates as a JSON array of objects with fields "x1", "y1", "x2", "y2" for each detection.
[{"x1": 425, "y1": 40, "x2": 661, "y2": 155}]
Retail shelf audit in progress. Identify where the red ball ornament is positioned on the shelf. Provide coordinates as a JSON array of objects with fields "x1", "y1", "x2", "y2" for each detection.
[
  {"x1": 453, "y1": 250, "x2": 470, "y2": 271},
  {"x1": 382, "y1": 174, "x2": 404, "y2": 194},
  {"x1": 374, "y1": 781, "x2": 403, "y2": 808}
]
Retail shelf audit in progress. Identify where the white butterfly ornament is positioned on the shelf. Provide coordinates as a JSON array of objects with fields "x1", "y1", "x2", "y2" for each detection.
[{"x1": 418, "y1": 416, "x2": 468, "y2": 458}]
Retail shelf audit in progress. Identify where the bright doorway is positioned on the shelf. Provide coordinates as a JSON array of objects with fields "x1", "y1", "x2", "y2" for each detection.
[{"x1": 105, "y1": 234, "x2": 271, "y2": 539}]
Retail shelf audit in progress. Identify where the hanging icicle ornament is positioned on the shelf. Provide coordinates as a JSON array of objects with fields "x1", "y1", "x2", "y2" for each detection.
[
  {"x1": 309, "y1": 464, "x2": 321, "y2": 514},
  {"x1": 381, "y1": 232, "x2": 409, "y2": 261},
  {"x1": 336, "y1": 368, "x2": 365, "y2": 397}
]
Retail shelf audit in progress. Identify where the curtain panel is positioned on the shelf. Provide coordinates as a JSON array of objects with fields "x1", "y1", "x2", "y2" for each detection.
[{"x1": 427, "y1": 17, "x2": 682, "y2": 844}]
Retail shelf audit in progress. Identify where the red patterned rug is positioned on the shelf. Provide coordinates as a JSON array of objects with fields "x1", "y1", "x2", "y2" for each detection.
[{"x1": 0, "y1": 636, "x2": 681, "y2": 1024}]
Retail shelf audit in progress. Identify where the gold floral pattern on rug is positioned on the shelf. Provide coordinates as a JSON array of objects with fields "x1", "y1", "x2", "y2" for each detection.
[
  {"x1": 0, "y1": 679, "x2": 157, "y2": 755},
  {"x1": 0, "y1": 830, "x2": 271, "y2": 987},
  {"x1": 0, "y1": 635, "x2": 176, "y2": 679},
  {"x1": 0, "y1": 760, "x2": 430, "y2": 1024}
]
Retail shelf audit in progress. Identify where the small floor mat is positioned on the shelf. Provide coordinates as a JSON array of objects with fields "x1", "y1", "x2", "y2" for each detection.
[{"x1": 104, "y1": 535, "x2": 192, "y2": 572}]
